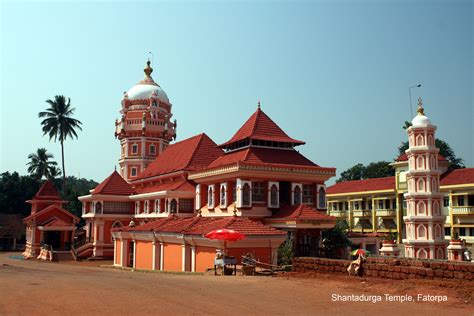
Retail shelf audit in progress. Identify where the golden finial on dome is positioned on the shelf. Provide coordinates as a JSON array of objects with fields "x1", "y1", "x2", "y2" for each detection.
[
  {"x1": 417, "y1": 97, "x2": 425, "y2": 116},
  {"x1": 144, "y1": 59, "x2": 153, "y2": 77}
]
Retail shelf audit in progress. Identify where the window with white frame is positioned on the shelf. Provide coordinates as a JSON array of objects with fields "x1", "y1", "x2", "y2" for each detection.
[
  {"x1": 443, "y1": 196, "x2": 449, "y2": 207},
  {"x1": 220, "y1": 184, "x2": 226, "y2": 207},
  {"x1": 95, "y1": 202, "x2": 102, "y2": 214},
  {"x1": 135, "y1": 201, "x2": 140, "y2": 214},
  {"x1": 144, "y1": 200, "x2": 150, "y2": 213},
  {"x1": 302, "y1": 184, "x2": 314, "y2": 204},
  {"x1": 318, "y1": 187, "x2": 326, "y2": 208},
  {"x1": 131, "y1": 167, "x2": 137, "y2": 177},
  {"x1": 457, "y1": 196, "x2": 465, "y2": 206},
  {"x1": 155, "y1": 199, "x2": 161, "y2": 213},
  {"x1": 132, "y1": 144, "x2": 138, "y2": 154},
  {"x1": 378, "y1": 200, "x2": 384, "y2": 210},
  {"x1": 270, "y1": 184, "x2": 278, "y2": 207},
  {"x1": 294, "y1": 186, "x2": 302, "y2": 205},
  {"x1": 252, "y1": 182, "x2": 265, "y2": 202},
  {"x1": 232, "y1": 183, "x2": 237, "y2": 202},
  {"x1": 208, "y1": 186, "x2": 214, "y2": 208},
  {"x1": 169, "y1": 199, "x2": 177, "y2": 213},
  {"x1": 242, "y1": 183, "x2": 251, "y2": 206},
  {"x1": 354, "y1": 201, "x2": 360, "y2": 210},
  {"x1": 150, "y1": 144, "x2": 156, "y2": 155}
]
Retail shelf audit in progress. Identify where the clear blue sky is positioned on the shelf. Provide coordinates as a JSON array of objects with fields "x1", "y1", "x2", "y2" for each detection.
[{"x1": 1, "y1": 0, "x2": 472, "y2": 184}]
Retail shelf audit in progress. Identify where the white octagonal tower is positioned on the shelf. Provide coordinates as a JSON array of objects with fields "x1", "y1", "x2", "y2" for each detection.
[
  {"x1": 115, "y1": 60, "x2": 177, "y2": 182},
  {"x1": 403, "y1": 98, "x2": 447, "y2": 259}
]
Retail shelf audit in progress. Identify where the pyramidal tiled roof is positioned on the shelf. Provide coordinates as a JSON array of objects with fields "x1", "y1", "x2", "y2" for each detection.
[
  {"x1": 93, "y1": 171, "x2": 134, "y2": 196},
  {"x1": 137, "y1": 133, "x2": 223, "y2": 180},
  {"x1": 33, "y1": 180, "x2": 61, "y2": 201},
  {"x1": 219, "y1": 107, "x2": 305, "y2": 148},
  {"x1": 268, "y1": 204, "x2": 336, "y2": 222}
]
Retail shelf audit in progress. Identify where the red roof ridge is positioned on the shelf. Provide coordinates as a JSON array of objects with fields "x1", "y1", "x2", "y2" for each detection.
[
  {"x1": 33, "y1": 180, "x2": 61, "y2": 201},
  {"x1": 93, "y1": 170, "x2": 134, "y2": 196},
  {"x1": 23, "y1": 204, "x2": 80, "y2": 223}
]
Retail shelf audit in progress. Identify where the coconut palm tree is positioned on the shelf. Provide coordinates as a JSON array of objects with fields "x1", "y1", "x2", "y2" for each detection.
[
  {"x1": 26, "y1": 148, "x2": 58, "y2": 180},
  {"x1": 48, "y1": 166, "x2": 62, "y2": 180},
  {"x1": 39, "y1": 95, "x2": 82, "y2": 193}
]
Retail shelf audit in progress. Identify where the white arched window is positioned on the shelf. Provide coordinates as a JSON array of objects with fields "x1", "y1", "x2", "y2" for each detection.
[
  {"x1": 417, "y1": 248, "x2": 428, "y2": 259},
  {"x1": 242, "y1": 183, "x2": 251, "y2": 206},
  {"x1": 318, "y1": 187, "x2": 326, "y2": 209},
  {"x1": 144, "y1": 200, "x2": 150, "y2": 214},
  {"x1": 270, "y1": 184, "x2": 278, "y2": 207},
  {"x1": 294, "y1": 186, "x2": 302, "y2": 205},
  {"x1": 220, "y1": 184, "x2": 226, "y2": 207},
  {"x1": 135, "y1": 201, "x2": 140, "y2": 214},
  {"x1": 417, "y1": 201, "x2": 426, "y2": 215},
  {"x1": 431, "y1": 178, "x2": 437, "y2": 192},
  {"x1": 417, "y1": 224, "x2": 427, "y2": 239},
  {"x1": 416, "y1": 134, "x2": 424, "y2": 146},
  {"x1": 417, "y1": 156, "x2": 424, "y2": 170},
  {"x1": 208, "y1": 186, "x2": 214, "y2": 208},
  {"x1": 155, "y1": 199, "x2": 160, "y2": 213},
  {"x1": 437, "y1": 248, "x2": 444, "y2": 259},
  {"x1": 435, "y1": 224, "x2": 442, "y2": 239},
  {"x1": 169, "y1": 199, "x2": 177, "y2": 213},
  {"x1": 417, "y1": 178, "x2": 425, "y2": 192},
  {"x1": 428, "y1": 134, "x2": 434, "y2": 146}
]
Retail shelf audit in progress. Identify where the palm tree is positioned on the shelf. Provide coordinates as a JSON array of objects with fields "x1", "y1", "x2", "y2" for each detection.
[
  {"x1": 39, "y1": 95, "x2": 82, "y2": 193},
  {"x1": 26, "y1": 148, "x2": 58, "y2": 180},
  {"x1": 48, "y1": 166, "x2": 62, "y2": 180}
]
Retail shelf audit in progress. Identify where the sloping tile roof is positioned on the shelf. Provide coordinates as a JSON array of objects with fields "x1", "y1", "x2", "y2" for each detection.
[
  {"x1": 92, "y1": 171, "x2": 134, "y2": 196},
  {"x1": 137, "y1": 133, "x2": 223, "y2": 180},
  {"x1": 134, "y1": 180, "x2": 196, "y2": 194},
  {"x1": 440, "y1": 168, "x2": 474, "y2": 186},
  {"x1": 326, "y1": 176, "x2": 395, "y2": 195},
  {"x1": 41, "y1": 217, "x2": 74, "y2": 228},
  {"x1": 396, "y1": 153, "x2": 447, "y2": 162},
  {"x1": 118, "y1": 215, "x2": 286, "y2": 236},
  {"x1": 206, "y1": 147, "x2": 321, "y2": 170},
  {"x1": 23, "y1": 204, "x2": 80, "y2": 223},
  {"x1": 219, "y1": 108, "x2": 305, "y2": 147},
  {"x1": 33, "y1": 180, "x2": 61, "y2": 201},
  {"x1": 269, "y1": 204, "x2": 336, "y2": 222}
]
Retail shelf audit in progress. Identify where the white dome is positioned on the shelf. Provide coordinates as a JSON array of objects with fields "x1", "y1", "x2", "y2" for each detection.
[
  {"x1": 127, "y1": 83, "x2": 169, "y2": 103},
  {"x1": 411, "y1": 114, "x2": 431, "y2": 127}
]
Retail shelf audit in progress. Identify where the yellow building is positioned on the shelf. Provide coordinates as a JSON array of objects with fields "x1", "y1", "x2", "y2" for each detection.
[{"x1": 327, "y1": 155, "x2": 474, "y2": 253}]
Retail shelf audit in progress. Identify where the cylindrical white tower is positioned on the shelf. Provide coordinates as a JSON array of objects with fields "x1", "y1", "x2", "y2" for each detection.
[{"x1": 402, "y1": 98, "x2": 447, "y2": 259}]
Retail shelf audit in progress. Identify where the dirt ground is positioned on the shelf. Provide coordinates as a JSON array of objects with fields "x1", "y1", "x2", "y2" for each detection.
[{"x1": 0, "y1": 252, "x2": 472, "y2": 316}]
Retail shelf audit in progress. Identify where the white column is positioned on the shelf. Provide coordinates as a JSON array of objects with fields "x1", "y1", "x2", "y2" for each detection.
[
  {"x1": 132, "y1": 240, "x2": 136, "y2": 269},
  {"x1": 160, "y1": 242, "x2": 164, "y2": 271},
  {"x1": 113, "y1": 238, "x2": 117, "y2": 265},
  {"x1": 152, "y1": 241, "x2": 156, "y2": 270},
  {"x1": 191, "y1": 246, "x2": 196, "y2": 272},
  {"x1": 181, "y1": 244, "x2": 186, "y2": 272},
  {"x1": 120, "y1": 240, "x2": 126, "y2": 266}
]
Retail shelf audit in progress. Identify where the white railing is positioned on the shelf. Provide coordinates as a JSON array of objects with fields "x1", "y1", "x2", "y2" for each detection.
[
  {"x1": 329, "y1": 210, "x2": 347, "y2": 217},
  {"x1": 451, "y1": 206, "x2": 474, "y2": 215},
  {"x1": 376, "y1": 209, "x2": 397, "y2": 217},
  {"x1": 352, "y1": 210, "x2": 372, "y2": 217}
]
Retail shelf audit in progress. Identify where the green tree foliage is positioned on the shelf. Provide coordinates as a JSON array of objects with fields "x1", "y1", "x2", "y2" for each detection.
[
  {"x1": 0, "y1": 172, "x2": 97, "y2": 219},
  {"x1": 337, "y1": 161, "x2": 394, "y2": 182},
  {"x1": 26, "y1": 148, "x2": 59, "y2": 180},
  {"x1": 398, "y1": 139, "x2": 465, "y2": 170},
  {"x1": 322, "y1": 220, "x2": 352, "y2": 256},
  {"x1": 39, "y1": 95, "x2": 83, "y2": 193}
]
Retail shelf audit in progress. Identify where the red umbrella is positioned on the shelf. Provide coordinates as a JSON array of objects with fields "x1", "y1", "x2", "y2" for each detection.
[{"x1": 204, "y1": 229, "x2": 245, "y2": 242}]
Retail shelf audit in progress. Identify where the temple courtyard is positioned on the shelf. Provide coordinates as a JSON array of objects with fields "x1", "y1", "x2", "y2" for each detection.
[{"x1": 0, "y1": 253, "x2": 472, "y2": 315}]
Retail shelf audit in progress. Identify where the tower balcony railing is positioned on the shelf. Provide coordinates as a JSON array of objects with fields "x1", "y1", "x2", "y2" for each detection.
[
  {"x1": 329, "y1": 210, "x2": 347, "y2": 218},
  {"x1": 376, "y1": 209, "x2": 397, "y2": 217},
  {"x1": 352, "y1": 210, "x2": 372, "y2": 217},
  {"x1": 451, "y1": 206, "x2": 474, "y2": 215}
]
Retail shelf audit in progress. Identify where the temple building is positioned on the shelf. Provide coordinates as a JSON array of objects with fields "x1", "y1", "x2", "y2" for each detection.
[
  {"x1": 23, "y1": 181, "x2": 79, "y2": 259},
  {"x1": 327, "y1": 99, "x2": 474, "y2": 255},
  {"x1": 77, "y1": 61, "x2": 337, "y2": 270}
]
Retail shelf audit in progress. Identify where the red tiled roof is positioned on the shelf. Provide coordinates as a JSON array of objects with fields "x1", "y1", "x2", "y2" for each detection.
[
  {"x1": 118, "y1": 215, "x2": 286, "y2": 236},
  {"x1": 441, "y1": 168, "x2": 474, "y2": 186},
  {"x1": 23, "y1": 204, "x2": 80, "y2": 223},
  {"x1": 269, "y1": 204, "x2": 336, "y2": 222},
  {"x1": 206, "y1": 147, "x2": 321, "y2": 170},
  {"x1": 93, "y1": 171, "x2": 134, "y2": 196},
  {"x1": 219, "y1": 108, "x2": 305, "y2": 147},
  {"x1": 41, "y1": 217, "x2": 74, "y2": 228},
  {"x1": 326, "y1": 176, "x2": 395, "y2": 195},
  {"x1": 137, "y1": 133, "x2": 223, "y2": 180},
  {"x1": 33, "y1": 180, "x2": 61, "y2": 201},
  {"x1": 396, "y1": 153, "x2": 447, "y2": 162},
  {"x1": 134, "y1": 180, "x2": 195, "y2": 194}
]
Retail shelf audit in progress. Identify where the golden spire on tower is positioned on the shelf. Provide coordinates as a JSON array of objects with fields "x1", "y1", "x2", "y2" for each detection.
[
  {"x1": 417, "y1": 97, "x2": 425, "y2": 116},
  {"x1": 144, "y1": 59, "x2": 153, "y2": 77}
]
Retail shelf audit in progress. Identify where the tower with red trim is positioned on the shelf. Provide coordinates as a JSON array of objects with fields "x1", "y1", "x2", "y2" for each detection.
[
  {"x1": 403, "y1": 98, "x2": 447, "y2": 259},
  {"x1": 115, "y1": 60, "x2": 177, "y2": 182}
]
